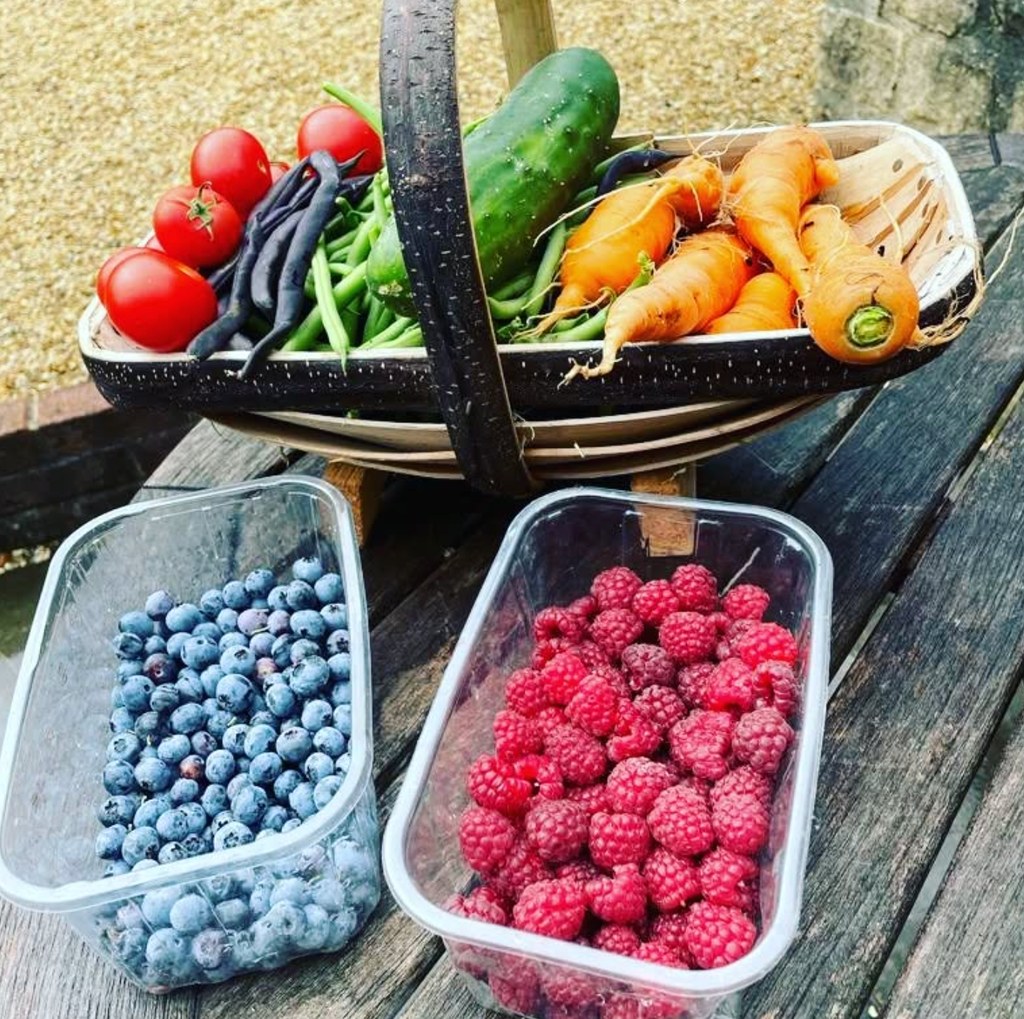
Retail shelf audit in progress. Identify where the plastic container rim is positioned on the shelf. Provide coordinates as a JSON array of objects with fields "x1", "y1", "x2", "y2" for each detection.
[
  {"x1": 382, "y1": 485, "x2": 833, "y2": 998},
  {"x1": 0, "y1": 474, "x2": 374, "y2": 913}
]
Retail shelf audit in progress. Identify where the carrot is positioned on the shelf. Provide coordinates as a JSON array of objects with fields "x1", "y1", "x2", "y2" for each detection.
[
  {"x1": 798, "y1": 203, "x2": 920, "y2": 363},
  {"x1": 531, "y1": 155, "x2": 724, "y2": 335},
  {"x1": 728, "y1": 126, "x2": 840, "y2": 297},
  {"x1": 565, "y1": 229, "x2": 756, "y2": 380},
  {"x1": 706, "y1": 272, "x2": 797, "y2": 334}
]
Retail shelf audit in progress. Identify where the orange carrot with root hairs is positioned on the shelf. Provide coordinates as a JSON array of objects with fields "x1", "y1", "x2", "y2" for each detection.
[
  {"x1": 532, "y1": 155, "x2": 724, "y2": 335},
  {"x1": 798, "y1": 203, "x2": 921, "y2": 363},
  {"x1": 565, "y1": 229, "x2": 756, "y2": 380},
  {"x1": 728, "y1": 127, "x2": 840, "y2": 297},
  {"x1": 706, "y1": 272, "x2": 797, "y2": 333}
]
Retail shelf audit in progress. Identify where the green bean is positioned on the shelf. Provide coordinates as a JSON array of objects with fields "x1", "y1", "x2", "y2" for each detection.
[
  {"x1": 491, "y1": 270, "x2": 535, "y2": 301},
  {"x1": 553, "y1": 313, "x2": 587, "y2": 332},
  {"x1": 522, "y1": 221, "x2": 567, "y2": 320},
  {"x1": 329, "y1": 261, "x2": 353, "y2": 277},
  {"x1": 363, "y1": 324, "x2": 423, "y2": 350},
  {"x1": 326, "y1": 225, "x2": 360, "y2": 257},
  {"x1": 359, "y1": 315, "x2": 415, "y2": 350},
  {"x1": 362, "y1": 297, "x2": 393, "y2": 341},
  {"x1": 282, "y1": 262, "x2": 368, "y2": 351},
  {"x1": 462, "y1": 113, "x2": 490, "y2": 137},
  {"x1": 518, "y1": 307, "x2": 608, "y2": 344},
  {"x1": 345, "y1": 215, "x2": 376, "y2": 268},
  {"x1": 371, "y1": 174, "x2": 387, "y2": 228},
  {"x1": 488, "y1": 293, "x2": 531, "y2": 320},
  {"x1": 321, "y1": 82, "x2": 382, "y2": 136},
  {"x1": 312, "y1": 238, "x2": 351, "y2": 365}
]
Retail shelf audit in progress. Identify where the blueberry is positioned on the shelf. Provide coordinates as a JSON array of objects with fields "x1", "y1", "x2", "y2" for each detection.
[
  {"x1": 289, "y1": 609, "x2": 326, "y2": 641},
  {"x1": 325, "y1": 907, "x2": 359, "y2": 950},
  {"x1": 121, "y1": 826, "x2": 160, "y2": 866},
  {"x1": 143, "y1": 652, "x2": 178, "y2": 684},
  {"x1": 326, "y1": 629, "x2": 350, "y2": 657},
  {"x1": 219, "y1": 631, "x2": 248, "y2": 652},
  {"x1": 200, "y1": 664, "x2": 225, "y2": 698},
  {"x1": 164, "y1": 632, "x2": 190, "y2": 661},
  {"x1": 175, "y1": 670, "x2": 204, "y2": 704},
  {"x1": 165, "y1": 603, "x2": 202, "y2": 634},
  {"x1": 179, "y1": 753, "x2": 205, "y2": 782},
  {"x1": 179, "y1": 801, "x2": 207, "y2": 834},
  {"x1": 281, "y1": 818, "x2": 303, "y2": 833},
  {"x1": 210, "y1": 810, "x2": 236, "y2": 835},
  {"x1": 181, "y1": 831, "x2": 211, "y2": 857},
  {"x1": 116, "y1": 659, "x2": 144, "y2": 683},
  {"x1": 201, "y1": 783, "x2": 229, "y2": 818},
  {"x1": 242, "y1": 722, "x2": 277, "y2": 759},
  {"x1": 121, "y1": 675, "x2": 154, "y2": 713},
  {"x1": 292, "y1": 556, "x2": 324, "y2": 584},
  {"x1": 313, "y1": 775, "x2": 343, "y2": 810},
  {"x1": 261, "y1": 804, "x2": 289, "y2": 832},
  {"x1": 332, "y1": 704, "x2": 352, "y2": 736},
  {"x1": 220, "y1": 645, "x2": 256, "y2": 678},
  {"x1": 181, "y1": 636, "x2": 221, "y2": 671},
  {"x1": 213, "y1": 820, "x2": 254, "y2": 851},
  {"x1": 248, "y1": 751, "x2": 283, "y2": 786},
  {"x1": 170, "y1": 778, "x2": 200, "y2": 805},
  {"x1": 222, "y1": 723, "x2": 250, "y2": 756},
  {"x1": 250, "y1": 710, "x2": 278, "y2": 730},
  {"x1": 107, "y1": 731, "x2": 142, "y2": 763},
  {"x1": 249, "y1": 881, "x2": 274, "y2": 918},
  {"x1": 133, "y1": 794, "x2": 171, "y2": 829},
  {"x1": 167, "y1": 892, "x2": 213, "y2": 934},
  {"x1": 328, "y1": 680, "x2": 352, "y2": 707},
  {"x1": 274, "y1": 726, "x2": 312, "y2": 764},
  {"x1": 320, "y1": 603, "x2": 348, "y2": 632},
  {"x1": 199, "y1": 588, "x2": 225, "y2": 617},
  {"x1": 268, "y1": 585, "x2": 290, "y2": 612},
  {"x1": 133, "y1": 710, "x2": 164, "y2": 742},
  {"x1": 111, "y1": 923, "x2": 147, "y2": 961},
  {"x1": 134, "y1": 758, "x2": 173, "y2": 793},
  {"x1": 301, "y1": 700, "x2": 333, "y2": 733},
  {"x1": 191, "y1": 928, "x2": 230, "y2": 969},
  {"x1": 252, "y1": 901, "x2": 305, "y2": 955},
  {"x1": 297, "y1": 903, "x2": 332, "y2": 951},
  {"x1": 290, "y1": 656, "x2": 329, "y2": 698},
  {"x1": 288, "y1": 782, "x2": 317, "y2": 820},
  {"x1": 191, "y1": 620, "x2": 223, "y2": 642},
  {"x1": 250, "y1": 632, "x2": 275, "y2": 660},
  {"x1": 311, "y1": 878, "x2": 347, "y2": 913},
  {"x1": 270, "y1": 876, "x2": 309, "y2": 907},
  {"x1": 130, "y1": 859, "x2": 158, "y2": 873},
  {"x1": 112, "y1": 632, "x2": 145, "y2": 660},
  {"x1": 232, "y1": 785, "x2": 268, "y2": 827},
  {"x1": 267, "y1": 610, "x2": 292, "y2": 638},
  {"x1": 155, "y1": 734, "x2": 191, "y2": 765},
  {"x1": 265, "y1": 684, "x2": 297, "y2": 719},
  {"x1": 335, "y1": 753, "x2": 351, "y2": 775},
  {"x1": 290, "y1": 639, "x2": 322, "y2": 666},
  {"x1": 145, "y1": 927, "x2": 189, "y2": 976},
  {"x1": 109, "y1": 707, "x2": 135, "y2": 734},
  {"x1": 226, "y1": 773, "x2": 253, "y2": 799},
  {"x1": 144, "y1": 634, "x2": 168, "y2": 656},
  {"x1": 314, "y1": 572, "x2": 345, "y2": 606},
  {"x1": 157, "y1": 841, "x2": 188, "y2": 864},
  {"x1": 303, "y1": 752, "x2": 334, "y2": 785},
  {"x1": 97, "y1": 794, "x2": 138, "y2": 827},
  {"x1": 110, "y1": 686, "x2": 126, "y2": 710},
  {"x1": 270, "y1": 634, "x2": 297, "y2": 669},
  {"x1": 139, "y1": 745, "x2": 158, "y2": 760},
  {"x1": 115, "y1": 901, "x2": 147, "y2": 930},
  {"x1": 119, "y1": 610, "x2": 155, "y2": 638},
  {"x1": 95, "y1": 823, "x2": 128, "y2": 859},
  {"x1": 237, "y1": 608, "x2": 269, "y2": 637},
  {"x1": 273, "y1": 769, "x2": 303, "y2": 804},
  {"x1": 202, "y1": 748, "x2": 234, "y2": 786},
  {"x1": 222, "y1": 579, "x2": 251, "y2": 610},
  {"x1": 150, "y1": 685, "x2": 181, "y2": 715},
  {"x1": 145, "y1": 590, "x2": 176, "y2": 619},
  {"x1": 102, "y1": 760, "x2": 137, "y2": 796},
  {"x1": 190, "y1": 729, "x2": 218, "y2": 758},
  {"x1": 327, "y1": 651, "x2": 351, "y2": 686},
  {"x1": 208, "y1": 710, "x2": 234, "y2": 742},
  {"x1": 209, "y1": 898, "x2": 248, "y2": 934},
  {"x1": 312, "y1": 726, "x2": 346, "y2": 758},
  {"x1": 170, "y1": 702, "x2": 205, "y2": 735},
  {"x1": 285, "y1": 579, "x2": 317, "y2": 611},
  {"x1": 215, "y1": 607, "x2": 239, "y2": 634}
]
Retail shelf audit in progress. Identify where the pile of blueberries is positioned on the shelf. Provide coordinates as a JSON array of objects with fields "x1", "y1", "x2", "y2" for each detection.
[{"x1": 92, "y1": 555, "x2": 379, "y2": 988}]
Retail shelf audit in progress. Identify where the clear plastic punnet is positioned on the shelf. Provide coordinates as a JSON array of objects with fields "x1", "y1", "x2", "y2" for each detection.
[
  {"x1": 0, "y1": 477, "x2": 379, "y2": 992},
  {"x1": 384, "y1": 487, "x2": 832, "y2": 1019}
]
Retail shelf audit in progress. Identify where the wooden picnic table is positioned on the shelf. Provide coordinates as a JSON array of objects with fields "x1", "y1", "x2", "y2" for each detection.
[{"x1": 3, "y1": 132, "x2": 1024, "y2": 1019}]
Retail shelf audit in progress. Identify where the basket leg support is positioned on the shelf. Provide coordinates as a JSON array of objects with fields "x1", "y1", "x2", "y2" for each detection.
[
  {"x1": 322, "y1": 461, "x2": 387, "y2": 547},
  {"x1": 630, "y1": 465, "x2": 697, "y2": 557},
  {"x1": 494, "y1": 0, "x2": 558, "y2": 86}
]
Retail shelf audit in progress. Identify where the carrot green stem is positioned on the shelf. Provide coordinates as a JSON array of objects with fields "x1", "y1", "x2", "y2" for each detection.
[
  {"x1": 847, "y1": 305, "x2": 894, "y2": 348},
  {"x1": 321, "y1": 83, "x2": 383, "y2": 136}
]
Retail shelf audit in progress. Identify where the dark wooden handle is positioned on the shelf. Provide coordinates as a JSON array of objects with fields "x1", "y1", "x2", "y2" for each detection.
[{"x1": 378, "y1": 0, "x2": 537, "y2": 497}]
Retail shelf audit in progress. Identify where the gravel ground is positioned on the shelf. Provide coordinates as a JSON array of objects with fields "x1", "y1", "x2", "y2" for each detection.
[{"x1": 0, "y1": 0, "x2": 820, "y2": 399}]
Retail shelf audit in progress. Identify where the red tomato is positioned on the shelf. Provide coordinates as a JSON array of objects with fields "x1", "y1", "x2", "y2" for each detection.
[
  {"x1": 269, "y1": 161, "x2": 290, "y2": 183},
  {"x1": 96, "y1": 247, "x2": 148, "y2": 304},
  {"x1": 190, "y1": 127, "x2": 272, "y2": 216},
  {"x1": 104, "y1": 250, "x2": 218, "y2": 353},
  {"x1": 153, "y1": 183, "x2": 242, "y2": 268},
  {"x1": 297, "y1": 105, "x2": 382, "y2": 176}
]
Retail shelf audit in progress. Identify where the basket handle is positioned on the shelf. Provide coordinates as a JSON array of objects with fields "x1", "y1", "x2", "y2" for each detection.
[{"x1": 378, "y1": 0, "x2": 546, "y2": 497}]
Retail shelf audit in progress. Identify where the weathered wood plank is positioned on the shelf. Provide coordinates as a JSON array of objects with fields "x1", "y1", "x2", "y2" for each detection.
[
  {"x1": 885, "y1": 717, "x2": 1024, "y2": 1017},
  {"x1": 937, "y1": 133, "x2": 997, "y2": 172},
  {"x1": 959, "y1": 165, "x2": 1024, "y2": 254},
  {"x1": 396, "y1": 953, "x2": 482, "y2": 1019},
  {"x1": 742, "y1": 352, "x2": 1024, "y2": 1017}
]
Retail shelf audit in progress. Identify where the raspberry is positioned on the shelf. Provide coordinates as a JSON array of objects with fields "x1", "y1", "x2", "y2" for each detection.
[
  {"x1": 723, "y1": 584, "x2": 771, "y2": 621},
  {"x1": 534, "y1": 706, "x2": 569, "y2": 739},
  {"x1": 725, "y1": 617, "x2": 757, "y2": 644},
  {"x1": 525, "y1": 799, "x2": 589, "y2": 863},
  {"x1": 658, "y1": 612, "x2": 717, "y2": 665},
  {"x1": 669, "y1": 564, "x2": 718, "y2": 612},
  {"x1": 555, "y1": 858, "x2": 601, "y2": 886},
  {"x1": 505, "y1": 667, "x2": 550, "y2": 718},
  {"x1": 734, "y1": 622, "x2": 799, "y2": 668},
  {"x1": 648, "y1": 912, "x2": 693, "y2": 964},
  {"x1": 753, "y1": 661, "x2": 799, "y2": 717},
  {"x1": 512, "y1": 878, "x2": 587, "y2": 940},
  {"x1": 685, "y1": 901, "x2": 757, "y2": 969},
  {"x1": 493, "y1": 709, "x2": 543, "y2": 761},
  {"x1": 607, "y1": 701, "x2": 663, "y2": 763},
  {"x1": 607, "y1": 758, "x2": 676, "y2": 815},
  {"x1": 489, "y1": 837, "x2": 552, "y2": 899},
  {"x1": 489, "y1": 959, "x2": 539, "y2": 1015},
  {"x1": 631, "y1": 580, "x2": 681, "y2": 626},
  {"x1": 733, "y1": 706, "x2": 794, "y2": 775},
  {"x1": 587, "y1": 864, "x2": 648, "y2": 924},
  {"x1": 647, "y1": 784, "x2": 715, "y2": 857},
  {"x1": 542, "y1": 651, "x2": 589, "y2": 705},
  {"x1": 668, "y1": 710, "x2": 735, "y2": 780},
  {"x1": 566, "y1": 674, "x2": 620, "y2": 736},
  {"x1": 593, "y1": 923, "x2": 642, "y2": 956},
  {"x1": 642, "y1": 846, "x2": 701, "y2": 911},
  {"x1": 446, "y1": 886, "x2": 509, "y2": 925},
  {"x1": 591, "y1": 608, "x2": 645, "y2": 661},
  {"x1": 589, "y1": 811, "x2": 652, "y2": 868},
  {"x1": 709, "y1": 611, "x2": 731, "y2": 633},
  {"x1": 634, "y1": 686, "x2": 686, "y2": 733},
  {"x1": 574, "y1": 640, "x2": 611, "y2": 670},
  {"x1": 514, "y1": 753, "x2": 565, "y2": 801},
  {"x1": 715, "y1": 640, "x2": 734, "y2": 662},
  {"x1": 677, "y1": 662, "x2": 715, "y2": 709},
  {"x1": 703, "y1": 659, "x2": 756, "y2": 713},
  {"x1": 592, "y1": 662, "x2": 630, "y2": 698},
  {"x1": 532, "y1": 637, "x2": 574, "y2": 669},
  {"x1": 534, "y1": 605, "x2": 586, "y2": 644},
  {"x1": 566, "y1": 782, "x2": 611, "y2": 816},
  {"x1": 591, "y1": 567, "x2": 643, "y2": 611},
  {"x1": 544, "y1": 967, "x2": 596, "y2": 1008},
  {"x1": 602, "y1": 994, "x2": 677, "y2": 1019},
  {"x1": 711, "y1": 792, "x2": 770, "y2": 855},
  {"x1": 699, "y1": 847, "x2": 759, "y2": 911},
  {"x1": 569, "y1": 594, "x2": 598, "y2": 620},
  {"x1": 467, "y1": 754, "x2": 532, "y2": 815},
  {"x1": 710, "y1": 766, "x2": 773, "y2": 812},
  {"x1": 621, "y1": 643, "x2": 676, "y2": 691},
  {"x1": 545, "y1": 724, "x2": 607, "y2": 786},
  {"x1": 458, "y1": 806, "x2": 517, "y2": 873},
  {"x1": 634, "y1": 941, "x2": 687, "y2": 967}
]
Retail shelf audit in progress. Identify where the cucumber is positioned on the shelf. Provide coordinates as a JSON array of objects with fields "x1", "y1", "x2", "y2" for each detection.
[{"x1": 367, "y1": 47, "x2": 620, "y2": 315}]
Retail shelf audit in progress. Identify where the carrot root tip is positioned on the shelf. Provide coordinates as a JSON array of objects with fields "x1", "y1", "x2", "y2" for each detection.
[{"x1": 846, "y1": 304, "x2": 895, "y2": 349}]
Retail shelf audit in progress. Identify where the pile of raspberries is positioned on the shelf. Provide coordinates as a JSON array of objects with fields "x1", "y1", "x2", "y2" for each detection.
[{"x1": 448, "y1": 564, "x2": 799, "y2": 1015}]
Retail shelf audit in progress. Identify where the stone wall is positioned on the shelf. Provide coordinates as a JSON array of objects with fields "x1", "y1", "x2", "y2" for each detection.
[{"x1": 818, "y1": 1, "x2": 1024, "y2": 133}]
